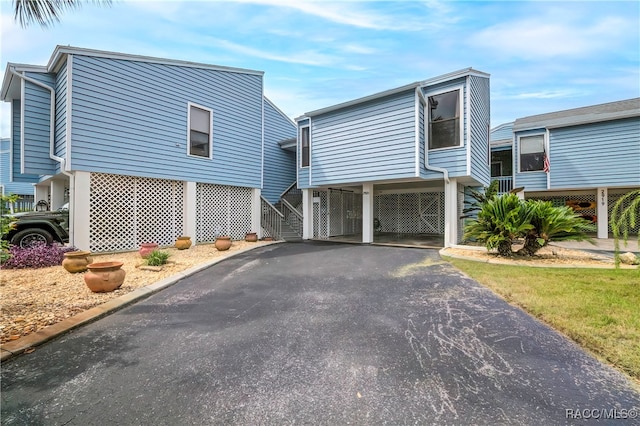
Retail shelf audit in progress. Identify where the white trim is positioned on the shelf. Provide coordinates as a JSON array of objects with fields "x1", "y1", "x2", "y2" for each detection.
[
  {"x1": 362, "y1": 183, "x2": 374, "y2": 243},
  {"x1": 517, "y1": 132, "x2": 547, "y2": 174},
  {"x1": 420, "y1": 68, "x2": 490, "y2": 87},
  {"x1": 466, "y1": 76, "x2": 471, "y2": 176},
  {"x1": 47, "y1": 45, "x2": 264, "y2": 76},
  {"x1": 424, "y1": 84, "x2": 465, "y2": 152},
  {"x1": 65, "y1": 56, "x2": 73, "y2": 171},
  {"x1": 186, "y1": 102, "x2": 213, "y2": 160},
  {"x1": 20, "y1": 78, "x2": 25, "y2": 174},
  {"x1": 414, "y1": 89, "x2": 421, "y2": 177},
  {"x1": 299, "y1": 124, "x2": 310, "y2": 169},
  {"x1": 597, "y1": 187, "x2": 608, "y2": 239}
]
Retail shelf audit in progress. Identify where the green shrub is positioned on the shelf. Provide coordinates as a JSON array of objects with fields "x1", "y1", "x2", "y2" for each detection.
[{"x1": 146, "y1": 249, "x2": 170, "y2": 266}]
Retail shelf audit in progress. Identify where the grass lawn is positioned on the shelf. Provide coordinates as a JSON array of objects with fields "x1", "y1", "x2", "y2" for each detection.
[{"x1": 446, "y1": 258, "x2": 640, "y2": 383}]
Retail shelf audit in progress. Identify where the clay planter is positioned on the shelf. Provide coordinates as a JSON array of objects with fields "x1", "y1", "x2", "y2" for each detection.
[
  {"x1": 139, "y1": 243, "x2": 159, "y2": 258},
  {"x1": 215, "y1": 236, "x2": 232, "y2": 251},
  {"x1": 175, "y1": 236, "x2": 192, "y2": 250},
  {"x1": 263, "y1": 236, "x2": 274, "y2": 242},
  {"x1": 84, "y1": 261, "x2": 126, "y2": 293},
  {"x1": 245, "y1": 232, "x2": 258, "y2": 242},
  {"x1": 62, "y1": 250, "x2": 93, "y2": 273}
]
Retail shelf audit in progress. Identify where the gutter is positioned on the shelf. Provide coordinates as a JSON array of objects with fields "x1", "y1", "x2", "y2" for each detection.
[{"x1": 415, "y1": 87, "x2": 450, "y2": 184}]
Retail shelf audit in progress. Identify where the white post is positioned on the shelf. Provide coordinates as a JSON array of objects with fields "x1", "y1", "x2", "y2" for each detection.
[
  {"x1": 362, "y1": 183, "x2": 374, "y2": 243},
  {"x1": 50, "y1": 179, "x2": 66, "y2": 210},
  {"x1": 184, "y1": 181, "x2": 197, "y2": 244},
  {"x1": 597, "y1": 187, "x2": 608, "y2": 239},
  {"x1": 251, "y1": 188, "x2": 262, "y2": 239},
  {"x1": 444, "y1": 178, "x2": 458, "y2": 247},
  {"x1": 302, "y1": 188, "x2": 313, "y2": 240},
  {"x1": 73, "y1": 171, "x2": 91, "y2": 251}
]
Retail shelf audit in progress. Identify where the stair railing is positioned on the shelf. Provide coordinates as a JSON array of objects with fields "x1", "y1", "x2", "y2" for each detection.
[
  {"x1": 281, "y1": 199, "x2": 303, "y2": 237},
  {"x1": 280, "y1": 181, "x2": 302, "y2": 214},
  {"x1": 260, "y1": 196, "x2": 283, "y2": 240}
]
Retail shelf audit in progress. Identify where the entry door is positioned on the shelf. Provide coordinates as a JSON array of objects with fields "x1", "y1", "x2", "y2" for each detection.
[{"x1": 419, "y1": 193, "x2": 441, "y2": 233}]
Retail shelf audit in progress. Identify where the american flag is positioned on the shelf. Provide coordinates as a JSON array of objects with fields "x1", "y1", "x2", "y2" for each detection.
[{"x1": 543, "y1": 153, "x2": 550, "y2": 173}]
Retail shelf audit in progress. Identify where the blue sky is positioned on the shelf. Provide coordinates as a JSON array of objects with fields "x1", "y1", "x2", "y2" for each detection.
[{"x1": 1, "y1": 0, "x2": 638, "y2": 137}]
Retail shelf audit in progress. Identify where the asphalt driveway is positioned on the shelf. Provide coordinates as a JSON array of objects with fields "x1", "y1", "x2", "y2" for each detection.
[{"x1": 2, "y1": 242, "x2": 639, "y2": 425}]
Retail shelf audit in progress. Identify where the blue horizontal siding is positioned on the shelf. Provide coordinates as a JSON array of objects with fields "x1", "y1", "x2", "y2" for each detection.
[
  {"x1": 548, "y1": 118, "x2": 640, "y2": 188},
  {"x1": 308, "y1": 90, "x2": 417, "y2": 186},
  {"x1": 1, "y1": 139, "x2": 35, "y2": 194},
  {"x1": 262, "y1": 99, "x2": 296, "y2": 203},
  {"x1": 54, "y1": 59, "x2": 67, "y2": 174},
  {"x1": 491, "y1": 123, "x2": 513, "y2": 142},
  {"x1": 22, "y1": 72, "x2": 56, "y2": 176},
  {"x1": 469, "y1": 75, "x2": 491, "y2": 186},
  {"x1": 10, "y1": 100, "x2": 40, "y2": 183},
  {"x1": 70, "y1": 55, "x2": 263, "y2": 187}
]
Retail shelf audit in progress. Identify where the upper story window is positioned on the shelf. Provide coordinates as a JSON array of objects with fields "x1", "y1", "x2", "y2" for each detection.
[
  {"x1": 188, "y1": 103, "x2": 212, "y2": 159},
  {"x1": 428, "y1": 88, "x2": 462, "y2": 150},
  {"x1": 519, "y1": 134, "x2": 545, "y2": 172},
  {"x1": 300, "y1": 126, "x2": 310, "y2": 168}
]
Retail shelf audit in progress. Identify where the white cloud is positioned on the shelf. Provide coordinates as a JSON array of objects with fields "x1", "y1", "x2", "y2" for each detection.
[{"x1": 471, "y1": 14, "x2": 637, "y2": 60}]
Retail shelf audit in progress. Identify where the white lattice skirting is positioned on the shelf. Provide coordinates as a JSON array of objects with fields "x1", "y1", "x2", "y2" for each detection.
[{"x1": 88, "y1": 173, "x2": 254, "y2": 252}]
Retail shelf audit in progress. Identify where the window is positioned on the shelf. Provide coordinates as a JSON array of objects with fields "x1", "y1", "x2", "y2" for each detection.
[
  {"x1": 188, "y1": 103, "x2": 212, "y2": 158},
  {"x1": 300, "y1": 126, "x2": 310, "y2": 168},
  {"x1": 428, "y1": 89, "x2": 462, "y2": 149},
  {"x1": 519, "y1": 135, "x2": 545, "y2": 172}
]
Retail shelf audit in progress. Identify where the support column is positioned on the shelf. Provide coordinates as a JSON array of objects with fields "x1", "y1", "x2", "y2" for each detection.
[
  {"x1": 184, "y1": 182, "x2": 197, "y2": 244},
  {"x1": 362, "y1": 183, "x2": 374, "y2": 243},
  {"x1": 251, "y1": 188, "x2": 262, "y2": 239},
  {"x1": 73, "y1": 171, "x2": 91, "y2": 251},
  {"x1": 302, "y1": 189, "x2": 313, "y2": 240},
  {"x1": 50, "y1": 179, "x2": 66, "y2": 210},
  {"x1": 444, "y1": 178, "x2": 458, "y2": 248},
  {"x1": 34, "y1": 185, "x2": 49, "y2": 210},
  {"x1": 597, "y1": 187, "x2": 608, "y2": 239}
]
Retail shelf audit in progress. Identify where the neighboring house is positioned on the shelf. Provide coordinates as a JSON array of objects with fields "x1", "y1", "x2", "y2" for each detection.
[
  {"x1": 490, "y1": 98, "x2": 640, "y2": 238},
  {"x1": 294, "y1": 68, "x2": 491, "y2": 247},
  {"x1": 0, "y1": 138, "x2": 35, "y2": 212},
  {"x1": 1, "y1": 46, "x2": 296, "y2": 252}
]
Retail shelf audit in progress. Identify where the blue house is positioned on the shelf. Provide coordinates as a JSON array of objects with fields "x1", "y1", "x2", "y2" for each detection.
[
  {"x1": 490, "y1": 98, "x2": 640, "y2": 238},
  {"x1": 294, "y1": 68, "x2": 491, "y2": 247},
  {"x1": 0, "y1": 138, "x2": 35, "y2": 211},
  {"x1": 1, "y1": 46, "x2": 296, "y2": 252}
]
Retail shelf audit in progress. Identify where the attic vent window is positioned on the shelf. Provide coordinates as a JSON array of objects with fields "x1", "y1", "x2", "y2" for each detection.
[
  {"x1": 188, "y1": 103, "x2": 212, "y2": 158},
  {"x1": 428, "y1": 89, "x2": 462, "y2": 149}
]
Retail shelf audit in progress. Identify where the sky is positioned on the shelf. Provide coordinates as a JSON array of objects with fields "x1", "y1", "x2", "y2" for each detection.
[{"x1": 0, "y1": 0, "x2": 639, "y2": 137}]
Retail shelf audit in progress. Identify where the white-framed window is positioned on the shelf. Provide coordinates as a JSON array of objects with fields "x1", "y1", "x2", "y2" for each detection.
[
  {"x1": 300, "y1": 125, "x2": 310, "y2": 168},
  {"x1": 518, "y1": 134, "x2": 545, "y2": 172},
  {"x1": 187, "y1": 103, "x2": 212, "y2": 159},
  {"x1": 427, "y1": 86, "x2": 464, "y2": 150}
]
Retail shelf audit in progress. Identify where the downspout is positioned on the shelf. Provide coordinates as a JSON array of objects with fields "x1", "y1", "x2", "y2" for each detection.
[
  {"x1": 10, "y1": 68, "x2": 75, "y2": 240},
  {"x1": 415, "y1": 87, "x2": 449, "y2": 184}
]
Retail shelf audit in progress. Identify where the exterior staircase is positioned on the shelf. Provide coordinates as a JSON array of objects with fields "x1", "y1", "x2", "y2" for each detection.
[{"x1": 260, "y1": 181, "x2": 303, "y2": 242}]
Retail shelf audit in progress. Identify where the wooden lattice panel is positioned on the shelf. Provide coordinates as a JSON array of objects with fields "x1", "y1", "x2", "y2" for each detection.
[
  {"x1": 89, "y1": 173, "x2": 184, "y2": 252},
  {"x1": 196, "y1": 183, "x2": 252, "y2": 242}
]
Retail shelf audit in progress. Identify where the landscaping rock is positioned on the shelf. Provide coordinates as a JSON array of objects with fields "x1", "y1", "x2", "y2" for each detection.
[{"x1": 619, "y1": 252, "x2": 639, "y2": 265}]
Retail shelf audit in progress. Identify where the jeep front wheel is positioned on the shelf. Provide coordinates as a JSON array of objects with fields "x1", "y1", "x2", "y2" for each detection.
[{"x1": 11, "y1": 228, "x2": 54, "y2": 248}]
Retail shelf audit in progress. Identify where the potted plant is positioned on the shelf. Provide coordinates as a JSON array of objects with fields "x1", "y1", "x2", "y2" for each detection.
[{"x1": 139, "y1": 242, "x2": 159, "y2": 258}]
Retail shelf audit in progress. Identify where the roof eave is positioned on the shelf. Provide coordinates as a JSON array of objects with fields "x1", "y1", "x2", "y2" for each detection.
[{"x1": 1, "y1": 63, "x2": 48, "y2": 101}]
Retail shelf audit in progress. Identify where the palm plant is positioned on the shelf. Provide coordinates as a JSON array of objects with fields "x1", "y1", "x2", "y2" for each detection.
[
  {"x1": 463, "y1": 193, "x2": 533, "y2": 257},
  {"x1": 517, "y1": 200, "x2": 594, "y2": 256},
  {"x1": 13, "y1": 0, "x2": 111, "y2": 28},
  {"x1": 610, "y1": 189, "x2": 640, "y2": 267}
]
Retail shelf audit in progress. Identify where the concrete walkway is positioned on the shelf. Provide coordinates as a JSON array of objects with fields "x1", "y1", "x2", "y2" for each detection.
[{"x1": 2, "y1": 242, "x2": 639, "y2": 425}]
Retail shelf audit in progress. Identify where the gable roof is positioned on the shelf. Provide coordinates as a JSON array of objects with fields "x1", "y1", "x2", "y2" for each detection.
[{"x1": 513, "y1": 98, "x2": 640, "y2": 131}]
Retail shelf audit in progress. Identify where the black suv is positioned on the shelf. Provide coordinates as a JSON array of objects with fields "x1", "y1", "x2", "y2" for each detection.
[{"x1": 4, "y1": 204, "x2": 69, "y2": 248}]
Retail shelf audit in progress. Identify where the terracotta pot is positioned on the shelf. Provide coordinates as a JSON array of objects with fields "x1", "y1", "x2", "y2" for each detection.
[
  {"x1": 245, "y1": 232, "x2": 258, "y2": 242},
  {"x1": 62, "y1": 250, "x2": 93, "y2": 273},
  {"x1": 175, "y1": 236, "x2": 192, "y2": 250},
  {"x1": 215, "y1": 236, "x2": 232, "y2": 251},
  {"x1": 84, "y1": 261, "x2": 126, "y2": 293},
  {"x1": 139, "y1": 243, "x2": 159, "y2": 258},
  {"x1": 263, "y1": 236, "x2": 274, "y2": 241}
]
